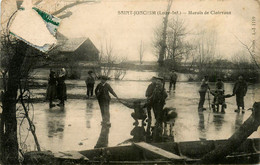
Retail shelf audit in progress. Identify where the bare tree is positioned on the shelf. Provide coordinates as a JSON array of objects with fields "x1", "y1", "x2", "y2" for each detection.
[
  {"x1": 195, "y1": 29, "x2": 218, "y2": 73},
  {"x1": 154, "y1": 16, "x2": 193, "y2": 70},
  {"x1": 166, "y1": 18, "x2": 193, "y2": 66},
  {"x1": 183, "y1": 29, "x2": 221, "y2": 81},
  {"x1": 157, "y1": 0, "x2": 173, "y2": 66}
]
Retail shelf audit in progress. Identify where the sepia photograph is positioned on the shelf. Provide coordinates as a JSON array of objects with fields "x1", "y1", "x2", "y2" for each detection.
[{"x1": 0, "y1": 0, "x2": 260, "y2": 164}]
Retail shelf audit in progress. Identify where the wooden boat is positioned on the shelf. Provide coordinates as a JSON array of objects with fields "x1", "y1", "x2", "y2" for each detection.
[
  {"x1": 23, "y1": 138, "x2": 260, "y2": 164},
  {"x1": 73, "y1": 138, "x2": 259, "y2": 164}
]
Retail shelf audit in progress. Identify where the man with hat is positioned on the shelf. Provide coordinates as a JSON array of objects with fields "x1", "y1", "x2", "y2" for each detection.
[
  {"x1": 198, "y1": 76, "x2": 210, "y2": 111},
  {"x1": 95, "y1": 75, "x2": 119, "y2": 126},
  {"x1": 85, "y1": 70, "x2": 95, "y2": 98},
  {"x1": 151, "y1": 76, "x2": 168, "y2": 142},
  {"x1": 169, "y1": 70, "x2": 178, "y2": 92},
  {"x1": 233, "y1": 76, "x2": 247, "y2": 113}
]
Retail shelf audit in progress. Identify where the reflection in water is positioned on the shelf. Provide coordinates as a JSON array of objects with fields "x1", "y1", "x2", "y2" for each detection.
[
  {"x1": 86, "y1": 100, "x2": 93, "y2": 128},
  {"x1": 213, "y1": 114, "x2": 224, "y2": 132},
  {"x1": 46, "y1": 107, "x2": 66, "y2": 139},
  {"x1": 94, "y1": 125, "x2": 110, "y2": 148},
  {"x1": 198, "y1": 112, "x2": 206, "y2": 141},
  {"x1": 234, "y1": 113, "x2": 244, "y2": 131}
]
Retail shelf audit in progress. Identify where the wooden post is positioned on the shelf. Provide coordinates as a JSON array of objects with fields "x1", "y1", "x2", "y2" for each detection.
[{"x1": 198, "y1": 102, "x2": 260, "y2": 164}]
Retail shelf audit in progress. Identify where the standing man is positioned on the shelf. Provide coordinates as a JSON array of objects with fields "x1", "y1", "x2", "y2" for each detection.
[
  {"x1": 169, "y1": 70, "x2": 178, "y2": 92},
  {"x1": 198, "y1": 76, "x2": 210, "y2": 111},
  {"x1": 57, "y1": 68, "x2": 67, "y2": 106},
  {"x1": 95, "y1": 76, "x2": 118, "y2": 126},
  {"x1": 85, "y1": 70, "x2": 95, "y2": 99},
  {"x1": 151, "y1": 77, "x2": 168, "y2": 142},
  {"x1": 145, "y1": 76, "x2": 157, "y2": 135},
  {"x1": 233, "y1": 76, "x2": 247, "y2": 113}
]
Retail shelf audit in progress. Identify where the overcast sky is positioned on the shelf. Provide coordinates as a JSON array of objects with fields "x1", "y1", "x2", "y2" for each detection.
[
  {"x1": 56, "y1": 0, "x2": 260, "y2": 61},
  {"x1": 1, "y1": 0, "x2": 260, "y2": 61}
]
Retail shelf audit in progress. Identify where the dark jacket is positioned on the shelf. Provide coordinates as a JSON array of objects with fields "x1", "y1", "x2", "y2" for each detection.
[
  {"x1": 145, "y1": 83, "x2": 156, "y2": 98},
  {"x1": 210, "y1": 90, "x2": 232, "y2": 105},
  {"x1": 233, "y1": 81, "x2": 247, "y2": 96},
  {"x1": 48, "y1": 72, "x2": 56, "y2": 85},
  {"x1": 95, "y1": 83, "x2": 117, "y2": 101},
  {"x1": 170, "y1": 73, "x2": 178, "y2": 82},
  {"x1": 152, "y1": 86, "x2": 168, "y2": 104},
  {"x1": 199, "y1": 80, "x2": 210, "y2": 93},
  {"x1": 86, "y1": 75, "x2": 95, "y2": 84},
  {"x1": 56, "y1": 76, "x2": 67, "y2": 100}
]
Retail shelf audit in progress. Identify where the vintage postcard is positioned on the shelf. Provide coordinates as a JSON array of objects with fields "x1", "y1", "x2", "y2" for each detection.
[{"x1": 0, "y1": 0, "x2": 260, "y2": 164}]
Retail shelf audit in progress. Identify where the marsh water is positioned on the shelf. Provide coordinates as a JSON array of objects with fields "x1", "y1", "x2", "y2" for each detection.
[{"x1": 15, "y1": 69, "x2": 260, "y2": 152}]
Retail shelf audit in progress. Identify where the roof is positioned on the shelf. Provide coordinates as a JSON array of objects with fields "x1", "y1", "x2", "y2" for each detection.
[{"x1": 59, "y1": 37, "x2": 88, "y2": 52}]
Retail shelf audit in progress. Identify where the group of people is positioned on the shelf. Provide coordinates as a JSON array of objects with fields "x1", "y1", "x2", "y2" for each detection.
[
  {"x1": 46, "y1": 68, "x2": 67, "y2": 108},
  {"x1": 86, "y1": 70, "x2": 170, "y2": 129},
  {"x1": 46, "y1": 67, "x2": 248, "y2": 133},
  {"x1": 198, "y1": 75, "x2": 248, "y2": 113}
]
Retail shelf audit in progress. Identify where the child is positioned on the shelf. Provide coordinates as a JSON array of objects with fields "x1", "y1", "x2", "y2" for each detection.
[
  {"x1": 119, "y1": 99, "x2": 147, "y2": 142},
  {"x1": 210, "y1": 89, "x2": 233, "y2": 113}
]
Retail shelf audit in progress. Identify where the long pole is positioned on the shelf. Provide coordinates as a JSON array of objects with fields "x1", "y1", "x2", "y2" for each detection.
[{"x1": 207, "y1": 90, "x2": 211, "y2": 111}]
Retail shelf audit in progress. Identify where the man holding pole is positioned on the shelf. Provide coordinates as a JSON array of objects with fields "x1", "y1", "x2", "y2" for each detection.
[{"x1": 95, "y1": 76, "x2": 119, "y2": 126}]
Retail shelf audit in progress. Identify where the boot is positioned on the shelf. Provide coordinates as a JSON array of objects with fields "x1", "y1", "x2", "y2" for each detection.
[
  {"x1": 221, "y1": 106, "x2": 225, "y2": 114},
  {"x1": 242, "y1": 109, "x2": 245, "y2": 114},
  {"x1": 234, "y1": 109, "x2": 240, "y2": 113},
  {"x1": 49, "y1": 100, "x2": 55, "y2": 108}
]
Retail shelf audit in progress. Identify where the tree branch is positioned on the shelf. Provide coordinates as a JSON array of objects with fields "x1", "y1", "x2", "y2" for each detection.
[
  {"x1": 51, "y1": 0, "x2": 98, "y2": 16},
  {"x1": 233, "y1": 34, "x2": 260, "y2": 69}
]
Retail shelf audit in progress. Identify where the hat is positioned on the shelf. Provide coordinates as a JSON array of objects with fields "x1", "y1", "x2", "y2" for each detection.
[{"x1": 151, "y1": 76, "x2": 157, "y2": 80}]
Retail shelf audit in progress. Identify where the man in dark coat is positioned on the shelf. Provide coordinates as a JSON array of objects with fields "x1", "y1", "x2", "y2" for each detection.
[
  {"x1": 95, "y1": 76, "x2": 118, "y2": 126},
  {"x1": 198, "y1": 76, "x2": 210, "y2": 111},
  {"x1": 169, "y1": 70, "x2": 178, "y2": 92},
  {"x1": 85, "y1": 70, "x2": 95, "y2": 98},
  {"x1": 233, "y1": 76, "x2": 247, "y2": 113},
  {"x1": 151, "y1": 77, "x2": 168, "y2": 142}
]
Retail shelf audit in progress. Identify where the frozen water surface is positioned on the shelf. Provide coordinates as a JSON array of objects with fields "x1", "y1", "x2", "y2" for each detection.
[{"x1": 16, "y1": 71, "x2": 260, "y2": 152}]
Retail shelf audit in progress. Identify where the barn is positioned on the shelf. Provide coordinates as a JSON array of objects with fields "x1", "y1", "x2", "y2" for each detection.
[{"x1": 58, "y1": 37, "x2": 99, "y2": 61}]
